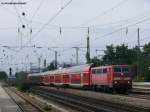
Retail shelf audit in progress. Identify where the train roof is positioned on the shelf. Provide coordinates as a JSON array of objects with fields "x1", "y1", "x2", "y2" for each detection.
[
  {"x1": 46, "y1": 64, "x2": 92, "y2": 74},
  {"x1": 28, "y1": 64, "x2": 93, "y2": 76},
  {"x1": 28, "y1": 71, "x2": 50, "y2": 77},
  {"x1": 68, "y1": 64, "x2": 92, "y2": 73},
  {"x1": 92, "y1": 64, "x2": 129, "y2": 69}
]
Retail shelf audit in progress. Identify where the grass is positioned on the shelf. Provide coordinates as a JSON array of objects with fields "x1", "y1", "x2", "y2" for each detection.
[{"x1": 43, "y1": 103, "x2": 52, "y2": 111}]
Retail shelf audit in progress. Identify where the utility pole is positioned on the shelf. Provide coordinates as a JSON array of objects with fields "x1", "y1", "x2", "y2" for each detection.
[
  {"x1": 86, "y1": 27, "x2": 90, "y2": 63},
  {"x1": 20, "y1": 32, "x2": 23, "y2": 48},
  {"x1": 136, "y1": 28, "x2": 140, "y2": 80},
  {"x1": 18, "y1": 28, "x2": 20, "y2": 48},
  {"x1": 137, "y1": 28, "x2": 140, "y2": 49},
  {"x1": 15, "y1": 64, "x2": 18, "y2": 73},
  {"x1": 38, "y1": 57, "x2": 41, "y2": 73},
  {"x1": 55, "y1": 51, "x2": 58, "y2": 69},
  {"x1": 44, "y1": 59, "x2": 46, "y2": 68},
  {"x1": 30, "y1": 28, "x2": 32, "y2": 45},
  {"x1": 137, "y1": 28, "x2": 140, "y2": 80},
  {"x1": 30, "y1": 62, "x2": 32, "y2": 73},
  {"x1": 72, "y1": 47, "x2": 79, "y2": 65},
  {"x1": 18, "y1": 28, "x2": 23, "y2": 48}
]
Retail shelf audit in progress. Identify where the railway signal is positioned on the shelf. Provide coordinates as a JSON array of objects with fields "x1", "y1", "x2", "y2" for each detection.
[{"x1": 9, "y1": 67, "x2": 12, "y2": 76}]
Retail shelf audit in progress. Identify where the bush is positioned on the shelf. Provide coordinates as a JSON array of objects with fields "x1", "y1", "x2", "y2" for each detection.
[
  {"x1": 17, "y1": 83, "x2": 30, "y2": 92},
  {"x1": 43, "y1": 103, "x2": 52, "y2": 111},
  {"x1": 0, "y1": 71, "x2": 7, "y2": 80}
]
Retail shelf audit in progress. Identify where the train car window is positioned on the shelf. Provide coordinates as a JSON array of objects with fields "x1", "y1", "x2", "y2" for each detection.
[
  {"x1": 96, "y1": 69, "x2": 102, "y2": 74},
  {"x1": 113, "y1": 67, "x2": 121, "y2": 72},
  {"x1": 103, "y1": 68, "x2": 107, "y2": 73},
  {"x1": 122, "y1": 67, "x2": 129, "y2": 72}
]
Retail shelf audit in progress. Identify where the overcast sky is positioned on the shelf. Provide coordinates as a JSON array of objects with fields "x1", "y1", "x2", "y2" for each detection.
[{"x1": 0, "y1": 0, "x2": 150, "y2": 73}]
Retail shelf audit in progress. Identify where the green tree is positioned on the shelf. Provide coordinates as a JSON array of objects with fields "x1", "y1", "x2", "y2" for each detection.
[
  {"x1": 15, "y1": 71, "x2": 29, "y2": 92},
  {"x1": 47, "y1": 62, "x2": 56, "y2": 70},
  {"x1": 102, "y1": 44, "x2": 132, "y2": 65},
  {"x1": 115, "y1": 44, "x2": 130, "y2": 64},
  {"x1": 143, "y1": 43, "x2": 150, "y2": 56},
  {"x1": 15, "y1": 71, "x2": 28, "y2": 83},
  {"x1": 90, "y1": 56, "x2": 103, "y2": 67},
  {"x1": 62, "y1": 62, "x2": 71, "y2": 68},
  {"x1": 140, "y1": 43, "x2": 150, "y2": 81},
  {"x1": 0, "y1": 71, "x2": 7, "y2": 80},
  {"x1": 103, "y1": 45, "x2": 115, "y2": 64}
]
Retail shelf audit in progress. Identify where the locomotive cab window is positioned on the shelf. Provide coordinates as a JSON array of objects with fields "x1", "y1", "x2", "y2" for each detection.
[
  {"x1": 122, "y1": 67, "x2": 129, "y2": 72},
  {"x1": 113, "y1": 66, "x2": 129, "y2": 73},
  {"x1": 113, "y1": 67, "x2": 121, "y2": 72}
]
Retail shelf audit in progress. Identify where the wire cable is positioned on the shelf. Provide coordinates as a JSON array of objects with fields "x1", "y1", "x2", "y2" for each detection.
[
  {"x1": 58, "y1": 16, "x2": 150, "y2": 53},
  {"x1": 79, "y1": 0, "x2": 128, "y2": 26},
  {"x1": 91, "y1": 16, "x2": 150, "y2": 43},
  {"x1": 12, "y1": 0, "x2": 24, "y2": 25},
  {"x1": 30, "y1": 0, "x2": 45, "y2": 24},
  {"x1": 26, "y1": 0, "x2": 73, "y2": 45}
]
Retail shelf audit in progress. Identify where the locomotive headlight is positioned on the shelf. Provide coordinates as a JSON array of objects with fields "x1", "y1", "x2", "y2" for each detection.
[
  {"x1": 127, "y1": 81, "x2": 130, "y2": 84},
  {"x1": 114, "y1": 81, "x2": 118, "y2": 84}
]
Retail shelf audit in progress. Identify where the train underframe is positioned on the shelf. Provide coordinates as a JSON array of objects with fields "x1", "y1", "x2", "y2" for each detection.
[{"x1": 43, "y1": 82, "x2": 132, "y2": 93}]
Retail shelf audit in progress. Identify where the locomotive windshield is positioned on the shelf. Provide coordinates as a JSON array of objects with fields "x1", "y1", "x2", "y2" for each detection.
[{"x1": 113, "y1": 66, "x2": 129, "y2": 73}]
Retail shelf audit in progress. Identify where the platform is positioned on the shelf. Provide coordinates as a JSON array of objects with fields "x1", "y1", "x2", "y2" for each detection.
[{"x1": 0, "y1": 82, "x2": 21, "y2": 112}]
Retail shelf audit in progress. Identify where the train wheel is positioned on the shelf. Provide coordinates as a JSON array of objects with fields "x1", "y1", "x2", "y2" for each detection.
[
  {"x1": 91, "y1": 85, "x2": 97, "y2": 91},
  {"x1": 111, "y1": 88, "x2": 117, "y2": 94}
]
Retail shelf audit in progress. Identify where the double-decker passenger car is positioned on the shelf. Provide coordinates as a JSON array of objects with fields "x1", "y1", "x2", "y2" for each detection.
[{"x1": 28, "y1": 64, "x2": 132, "y2": 92}]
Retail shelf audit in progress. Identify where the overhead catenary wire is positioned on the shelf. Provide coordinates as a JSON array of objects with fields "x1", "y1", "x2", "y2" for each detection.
[
  {"x1": 26, "y1": 0, "x2": 73, "y2": 45},
  {"x1": 12, "y1": 2, "x2": 24, "y2": 25},
  {"x1": 21, "y1": 10, "x2": 150, "y2": 31},
  {"x1": 1, "y1": 1, "x2": 150, "y2": 70},
  {"x1": 0, "y1": 3, "x2": 18, "y2": 17},
  {"x1": 127, "y1": 34, "x2": 150, "y2": 46},
  {"x1": 77, "y1": 16, "x2": 150, "y2": 47},
  {"x1": 30, "y1": 0, "x2": 45, "y2": 24},
  {"x1": 91, "y1": 16, "x2": 150, "y2": 43},
  {"x1": 107, "y1": 28, "x2": 149, "y2": 45},
  {"x1": 2, "y1": 16, "x2": 150, "y2": 56},
  {"x1": 58, "y1": 16, "x2": 150, "y2": 53},
  {"x1": 79, "y1": 0, "x2": 128, "y2": 26}
]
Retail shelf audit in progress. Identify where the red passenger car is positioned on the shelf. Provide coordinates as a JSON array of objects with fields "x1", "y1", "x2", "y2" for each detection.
[{"x1": 68, "y1": 64, "x2": 91, "y2": 87}]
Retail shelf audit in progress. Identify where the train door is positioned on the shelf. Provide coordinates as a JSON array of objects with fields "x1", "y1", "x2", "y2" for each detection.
[
  {"x1": 107, "y1": 67, "x2": 113, "y2": 86},
  {"x1": 71, "y1": 73, "x2": 81, "y2": 84},
  {"x1": 82, "y1": 73, "x2": 90, "y2": 85}
]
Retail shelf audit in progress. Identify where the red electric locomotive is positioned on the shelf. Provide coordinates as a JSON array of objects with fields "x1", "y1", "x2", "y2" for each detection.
[
  {"x1": 28, "y1": 64, "x2": 132, "y2": 92},
  {"x1": 91, "y1": 65, "x2": 132, "y2": 91}
]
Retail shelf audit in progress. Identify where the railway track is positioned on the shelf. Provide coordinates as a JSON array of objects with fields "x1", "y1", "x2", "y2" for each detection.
[
  {"x1": 3, "y1": 86, "x2": 45, "y2": 112},
  {"x1": 126, "y1": 83, "x2": 150, "y2": 100},
  {"x1": 30, "y1": 86, "x2": 150, "y2": 112},
  {"x1": 124, "y1": 90, "x2": 150, "y2": 100}
]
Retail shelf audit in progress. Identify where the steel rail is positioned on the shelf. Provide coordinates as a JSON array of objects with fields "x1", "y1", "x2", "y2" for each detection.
[
  {"x1": 30, "y1": 88, "x2": 113, "y2": 112},
  {"x1": 30, "y1": 86, "x2": 150, "y2": 112},
  {"x1": 3, "y1": 87, "x2": 25, "y2": 112},
  {"x1": 3, "y1": 86, "x2": 45, "y2": 112}
]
